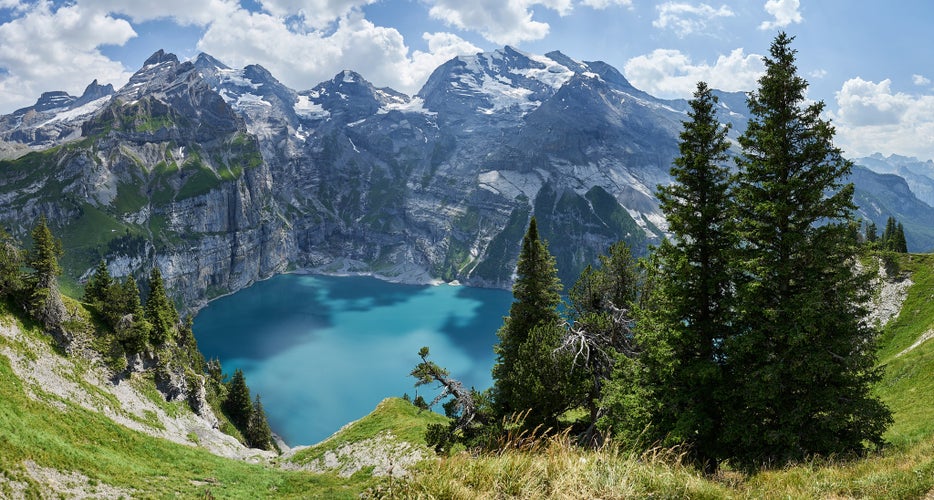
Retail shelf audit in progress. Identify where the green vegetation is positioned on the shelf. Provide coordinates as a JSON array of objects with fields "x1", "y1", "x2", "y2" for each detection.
[
  {"x1": 0, "y1": 314, "x2": 372, "y2": 498},
  {"x1": 288, "y1": 397, "x2": 448, "y2": 467}
]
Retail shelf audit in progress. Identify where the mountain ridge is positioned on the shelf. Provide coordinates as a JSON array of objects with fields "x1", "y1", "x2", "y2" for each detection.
[{"x1": 0, "y1": 47, "x2": 930, "y2": 307}]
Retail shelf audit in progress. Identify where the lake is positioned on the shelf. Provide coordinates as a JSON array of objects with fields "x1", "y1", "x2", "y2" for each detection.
[{"x1": 192, "y1": 273, "x2": 514, "y2": 446}]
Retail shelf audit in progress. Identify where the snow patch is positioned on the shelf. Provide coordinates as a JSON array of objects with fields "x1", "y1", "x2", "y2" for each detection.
[
  {"x1": 294, "y1": 95, "x2": 330, "y2": 119},
  {"x1": 378, "y1": 96, "x2": 435, "y2": 115},
  {"x1": 41, "y1": 96, "x2": 110, "y2": 126},
  {"x1": 235, "y1": 93, "x2": 271, "y2": 108},
  {"x1": 217, "y1": 68, "x2": 262, "y2": 89}
]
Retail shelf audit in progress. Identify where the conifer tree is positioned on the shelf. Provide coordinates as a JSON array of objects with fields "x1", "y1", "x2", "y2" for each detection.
[
  {"x1": 895, "y1": 222, "x2": 908, "y2": 253},
  {"x1": 246, "y1": 395, "x2": 274, "y2": 450},
  {"x1": 85, "y1": 260, "x2": 113, "y2": 305},
  {"x1": 145, "y1": 267, "x2": 178, "y2": 345},
  {"x1": 0, "y1": 229, "x2": 22, "y2": 297},
  {"x1": 864, "y1": 220, "x2": 878, "y2": 245},
  {"x1": 118, "y1": 276, "x2": 151, "y2": 353},
  {"x1": 565, "y1": 241, "x2": 642, "y2": 433},
  {"x1": 26, "y1": 215, "x2": 67, "y2": 328},
  {"x1": 726, "y1": 32, "x2": 890, "y2": 468},
  {"x1": 224, "y1": 368, "x2": 253, "y2": 432},
  {"x1": 639, "y1": 81, "x2": 735, "y2": 471},
  {"x1": 491, "y1": 217, "x2": 565, "y2": 423}
]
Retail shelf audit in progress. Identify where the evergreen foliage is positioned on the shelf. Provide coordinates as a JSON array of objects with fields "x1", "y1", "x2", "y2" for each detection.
[
  {"x1": 26, "y1": 216, "x2": 67, "y2": 328},
  {"x1": 0, "y1": 228, "x2": 22, "y2": 297},
  {"x1": 246, "y1": 395, "x2": 274, "y2": 450},
  {"x1": 492, "y1": 216, "x2": 566, "y2": 426},
  {"x1": 724, "y1": 32, "x2": 890, "y2": 468},
  {"x1": 639, "y1": 81, "x2": 736, "y2": 471},
  {"x1": 84, "y1": 260, "x2": 113, "y2": 305},
  {"x1": 224, "y1": 369, "x2": 253, "y2": 433},
  {"x1": 144, "y1": 267, "x2": 178, "y2": 345},
  {"x1": 564, "y1": 241, "x2": 642, "y2": 438}
]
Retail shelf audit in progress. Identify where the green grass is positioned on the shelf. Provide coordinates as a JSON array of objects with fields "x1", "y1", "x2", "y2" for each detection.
[
  {"x1": 288, "y1": 398, "x2": 448, "y2": 466},
  {"x1": 177, "y1": 165, "x2": 222, "y2": 200},
  {"x1": 0, "y1": 308, "x2": 377, "y2": 499}
]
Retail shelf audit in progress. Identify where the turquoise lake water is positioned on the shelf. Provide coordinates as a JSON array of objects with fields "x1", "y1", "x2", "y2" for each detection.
[{"x1": 192, "y1": 274, "x2": 514, "y2": 446}]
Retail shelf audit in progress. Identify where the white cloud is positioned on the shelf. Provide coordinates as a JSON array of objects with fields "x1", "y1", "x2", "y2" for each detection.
[
  {"x1": 809, "y1": 68, "x2": 827, "y2": 79},
  {"x1": 623, "y1": 48, "x2": 764, "y2": 99},
  {"x1": 759, "y1": 0, "x2": 801, "y2": 30},
  {"x1": 579, "y1": 0, "x2": 633, "y2": 8},
  {"x1": 81, "y1": 0, "x2": 238, "y2": 26},
  {"x1": 832, "y1": 77, "x2": 934, "y2": 160},
  {"x1": 912, "y1": 74, "x2": 931, "y2": 86},
  {"x1": 0, "y1": 1, "x2": 135, "y2": 112},
  {"x1": 426, "y1": 0, "x2": 573, "y2": 45},
  {"x1": 653, "y1": 2, "x2": 734, "y2": 37},
  {"x1": 256, "y1": 0, "x2": 377, "y2": 28},
  {"x1": 197, "y1": 9, "x2": 480, "y2": 95}
]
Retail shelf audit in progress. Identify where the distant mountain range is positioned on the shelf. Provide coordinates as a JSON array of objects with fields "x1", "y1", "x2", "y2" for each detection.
[{"x1": 0, "y1": 46, "x2": 931, "y2": 304}]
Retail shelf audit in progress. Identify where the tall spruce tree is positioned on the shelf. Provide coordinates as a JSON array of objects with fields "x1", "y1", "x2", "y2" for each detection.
[
  {"x1": 491, "y1": 217, "x2": 566, "y2": 424},
  {"x1": 26, "y1": 216, "x2": 67, "y2": 328},
  {"x1": 84, "y1": 260, "x2": 113, "y2": 305},
  {"x1": 0, "y1": 229, "x2": 22, "y2": 298},
  {"x1": 145, "y1": 267, "x2": 178, "y2": 345},
  {"x1": 224, "y1": 368, "x2": 253, "y2": 432},
  {"x1": 644, "y1": 81, "x2": 735, "y2": 471},
  {"x1": 726, "y1": 32, "x2": 890, "y2": 468},
  {"x1": 246, "y1": 395, "x2": 274, "y2": 450}
]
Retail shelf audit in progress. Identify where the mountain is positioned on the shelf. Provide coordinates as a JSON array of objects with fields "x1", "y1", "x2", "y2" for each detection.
[
  {"x1": 0, "y1": 79, "x2": 114, "y2": 148},
  {"x1": 0, "y1": 47, "x2": 931, "y2": 306},
  {"x1": 849, "y1": 165, "x2": 934, "y2": 251},
  {"x1": 854, "y1": 153, "x2": 934, "y2": 209}
]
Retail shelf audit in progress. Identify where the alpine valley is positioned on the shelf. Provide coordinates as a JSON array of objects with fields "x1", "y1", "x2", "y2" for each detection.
[{"x1": 1, "y1": 46, "x2": 933, "y2": 306}]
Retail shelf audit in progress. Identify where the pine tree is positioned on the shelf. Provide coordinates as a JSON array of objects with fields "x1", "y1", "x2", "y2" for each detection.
[
  {"x1": 641, "y1": 81, "x2": 735, "y2": 471},
  {"x1": 566, "y1": 241, "x2": 642, "y2": 434},
  {"x1": 726, "y1": 32, "x2": 890, "y2": 468},
  {"x1": 491, "y1": 217, "x2": 565, "y2": 423},
  {"x1": 882, "y1": 216, "x2": 898, "y2": 250},
  {"x1": 864, "y1": 221, "x2": 878, "y2": 245},
  {"x1": 84, "y1": 260, "x2": 113, "y2": 305},
  {"x1": 895, "y1": 222, "x2": 908, "y2": 253},
  {"x1": 144, "y1": 267, "x2": 178, "y2": 345},
  {"x1": 224, "y1": 369, "x2": 253, "y2": 432},
  {"x1": 0, "y1": 229, "x2": 22, "y2": 298},
  {"x1": 117, "y1": 276, "x2": 150, "y2": 353},
  {"x1": 26, "y1": 215, "x2": 66, "y2": 328},
  {"x1": 246, "y1": 395, "x2": 274, "y2": 450}
]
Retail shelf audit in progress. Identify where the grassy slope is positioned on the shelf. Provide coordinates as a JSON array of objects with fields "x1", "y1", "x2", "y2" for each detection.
[
  {"x1": 287, "y1": 397, "x2": 448, "y2": 467},
  {"x1": 0, "y1": 305, "x2": 382, "y2": 499}
]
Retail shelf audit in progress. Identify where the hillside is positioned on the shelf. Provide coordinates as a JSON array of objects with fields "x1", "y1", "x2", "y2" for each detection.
[
  {"x1": 0, "y1": 298, "x2": 443, "y2": 498},
  {"x1": 1, "y1": 252, "x2": 933, "y2": 498}
]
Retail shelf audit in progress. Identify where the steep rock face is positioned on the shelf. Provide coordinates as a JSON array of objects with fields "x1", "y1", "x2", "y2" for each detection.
[
  {"x1": 6, "y1": 46, "x2": 930, "y2": 307},
  {"x1": 0, "y1": 50, "x2": 293, "y2": 306}
]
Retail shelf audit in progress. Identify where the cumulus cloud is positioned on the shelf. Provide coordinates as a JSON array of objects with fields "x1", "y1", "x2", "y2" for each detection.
[
  {"x1": 623, "y1": 48, "x2": 764, "y2": 99},
  {"x1": 426, "y1": 0, "x2": 573, "y2": 45},
  {"x1": 653, "y1": 2, "x2": 734, "y2": 37},
  {"x1": 0, "y1": 1, "x2": 135, "y2": 111},
  {"x1": 832, "y1": 77, "x2": 934, "y2": 160},
  {"x1": 579, "y1": 0, "x2": 633, "y2": 8},
  {"x1": 256, "y1": 0, "x2": 377, "y2": 28},
  {"x1": 912, "y1": 74, "x2": 931, "y2": 86},
  {"x1": 759, "y1": 0, "x2": 801, "y2": 30},
  {"x1": 81, "y1": 0, "x2": 238, "y2": 26},
  {"x1": 198, "y1": 9, "x2": 480, "y2": 95}
]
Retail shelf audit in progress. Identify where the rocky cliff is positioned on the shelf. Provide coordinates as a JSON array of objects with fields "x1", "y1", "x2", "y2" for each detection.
[{"x1": 0, "y1": 46, "x2": 931, "y2": 306}]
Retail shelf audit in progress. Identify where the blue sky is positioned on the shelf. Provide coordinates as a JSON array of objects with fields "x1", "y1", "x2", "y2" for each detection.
[{"x1": 1, "y1": 0, "x2": 933, "y2": 160}]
